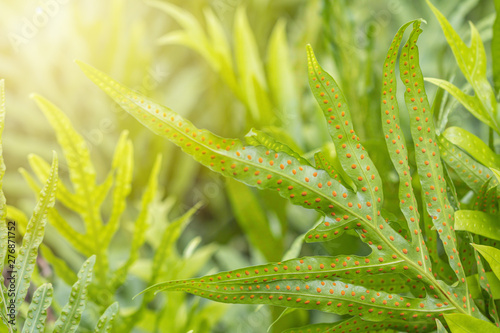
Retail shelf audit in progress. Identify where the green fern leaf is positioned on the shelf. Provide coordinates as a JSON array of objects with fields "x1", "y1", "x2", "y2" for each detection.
[
  {"x1": 284, "y1": 316, "x2": 438, "y2": 333},
  {"x1": 110, "y1": 154, "x2": 161, "y2": 289},
  {"x1": 139, "y1": 268, "x2": 454, "y2": 321},
  {"x1": 31, "y1": 95, "x2": 102, "y2": 242},
  {"x1": 53, "y1": 255, "x2": 95, "y2": 333},
  {"x1": 21, "y1": 284, "x2": 53, "y2": 333},
  {"x1": 27, "y1": 154, "x2": 83, "y2": 213},
  {"x1": 245, "y1": 129, "x2": 311, "y2": 167},
  {"x1": 150, "y1": 203, "x2": 202, "y2": 285},
  {"x1": 455, "y1": 211, "x2": 500, "y2": 241},
  {"x1": 313, "y1": 151, "x2": 343, "y2": 185},
  {"x1": 13, "y1": 153, "x2": 58, "y2": 315},
  {"x1": 93, "y1": 302, "x2": 119, "y2": 333},
  {"x1": 78, "y1": 17, "x2": 497, "y2": 328},
  {"x1": 426, "y1": 0, "x2": 499, "y2": 133},
  {"x1": 442, "y1": 127, "x2": 500, "y2": 169},
  {"x1": 494, "y1": 0, "x2": 500, "y2": 93},
  {"x1": 101, "y1": 131, "x2": 133, "y2": 247},
  {"x1": 444, "y1": 313, "x2": 500, "y2": 332},
  {"x1": 438, "y1": 135, "x2": 496, "y2": 193},
  {"x1": 380, "y1": 21, "x2": 432, "y2": 276},
  {"x1": 18, "y1": 168, "x2": 93, "y2": 257},
  {"x1": 307, "y1": 45, "x2": 382, "y2": 203}
]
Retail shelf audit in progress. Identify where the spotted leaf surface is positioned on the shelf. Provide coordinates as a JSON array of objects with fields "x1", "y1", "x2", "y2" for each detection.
[
  {"x1": 442, "y1": 127, "x2": 500, "y2": 169},
  {"x1": 140, "y1": 255, "x2": 411, "y2": 294},
  {"x1": 53, "y1": 256, "x2": 95, "y2": 333},
  {"x1": 21, "y1": 284, "x2": 53, "y2": 333},
  {"x1": 438, "y1": 135, "x2": 496, "y2": 193},
  {"x1": 94, "y1": 302, "x2": 119, "y2": 333},
  {"x1": 283, "y1": 316, "x2": 438, "y2": 333},
  {"x1": 381, "y1": 20, "x2": 430, "y2": 275},
  {"x1": 77, "y1": 60, "x2": 404, "y2": 242},
  {"x1": 77, "y1": 21, "x2": 499, "y2": 330},
  {"x1": 472, "y1": 180, "x2": 499, "y2": 214},
  {"x1": 473, "y1": 245, "x2": 500, "y2": 283},
  {"x1": 314, "y1": 152, "x2": 343, "y2": 184},
  {"x1": 398, "y1": 22, "x2": 487, "y2": 318},
  {"x1": 401, "y1": 23, "x2": 459, "y2": 277},
  {"x1": 307, "y1": 46, "x2": 383, "y2": 213},
  {"x1": 245, "y1": 128, "x2": 311, "y2": 166},
  {"x1": 473, "y1": 248, "x2": 500, "y2": 327},
  {"x1": 455, "y1": 211, "x2": 500, "y2": 241},
  {"x1": 143, "y1": 273, "x2": 454, "y2": 322}
]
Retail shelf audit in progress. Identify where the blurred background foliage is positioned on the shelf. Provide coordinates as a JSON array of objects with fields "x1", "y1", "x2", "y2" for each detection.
[{"x1": 0, "y1": 0, "x2": 497, "y2": 332}]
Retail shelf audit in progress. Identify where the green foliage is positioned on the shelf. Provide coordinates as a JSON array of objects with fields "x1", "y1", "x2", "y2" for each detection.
[
  {"x1": 18, "y1": 93, "x2": 225, "y2": 332},
  {"x1": 444, "y1": 313, "x2": 500, "y2": 332},
  {"x1": 147, "y1": 1, "x2": 300, "y2": 130},
  {"x1": 2, "y1": 1, "x2": 499, "y2": 332},
  {"x1": 0, "y1": 82, "x2": 115, "y2": 333},
  {"x1": 426, "y1": 1, "x2": 499, "y2": 134},
  {"x1": 78, "y1": 13, "x2": 500, "y2": 330}
]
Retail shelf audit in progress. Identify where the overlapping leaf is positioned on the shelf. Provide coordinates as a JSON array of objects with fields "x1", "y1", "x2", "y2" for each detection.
[
  {"x1": 426, "y1": 1, "x2": 499, "y2": 134},
  {"x1": 438, "y1": 135, "x2": 496, "y2": 193},
  {"x1": 77, "y1": 17, "x2": 500, "y2": 331},
  {"x1": 77, "y1": 59, "x2": 413, "y2": 257}
]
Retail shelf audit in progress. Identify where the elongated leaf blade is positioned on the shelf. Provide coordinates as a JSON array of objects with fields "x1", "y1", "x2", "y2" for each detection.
[
  {"x1": 444, "y1": 313, "x2": 499, "y2": 332},
  {"x1": 424, "y1": 78, "x2": 497, "y2": 131},
  {"x1": 53, "y1": 255, "x2": 95, "y2": 333},
  {"x1": 400, "y1": 21, "x2": 466, "y2": 286},
  {"x1": 27, "y1": 154, "x2": 83, "y2": 213},
  {"x1": 455, "y1": 211, "x2": 500, "y2": 241},
  {"x1": 438, "y1": 135, "x2": 497, "y2": 193},
  {"x1": 21, "y1": 284, "x2": 53, "y2": 333},
  {"x1": 32, "y1": 95, "x2": 101, "y2": 239},
  {"x1": 111, "y1": 154, "x2": 161, "y2": 288},
  {"x1": 77, "y1": 60, "x2": 407, "y2": 249},
  {"x1": 442, "y1": 127, "x2": 500, "y2": 169},
  {"x1": 94, "y1": 302, "x2": 119, "y2": 333},
  {"x1": 245, "y1": 129, "x2": 311, "y2": 166},
  {"x1": 381, "y1": 20, "x2": 431, "y2": 274},
  {"x1": 472, "y1": 245, "x2": 500, "y2": 282},
  {"x1": 141, "y1": 269, "x2": 455, "y2": 321},
  {"x1": 307, "y1": 45, "x2": 383, "y2": 209},
  {"x1": 427, "y1": 1, "x2": 499, "y2": 133},
  {"x1": 284, "y1": 316, "x2": 437, "y2": 333},
  {"x1": 13, "y1": 153, "x2": 58, "y2": 314},
  {"x1": 150, "y1": 203, "x2": 202, "y2": 284},
  {"x1": 101, "y1": 133, "x2": 133, "y2": 246},
  {"x1": 234, "y1": 7, "x2": 272, "y2": 123}
]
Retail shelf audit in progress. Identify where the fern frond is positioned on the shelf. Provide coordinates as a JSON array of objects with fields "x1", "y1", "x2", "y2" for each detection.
[{"x1": 53, "y1": 255, "x2": 95, "y2": 333}]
